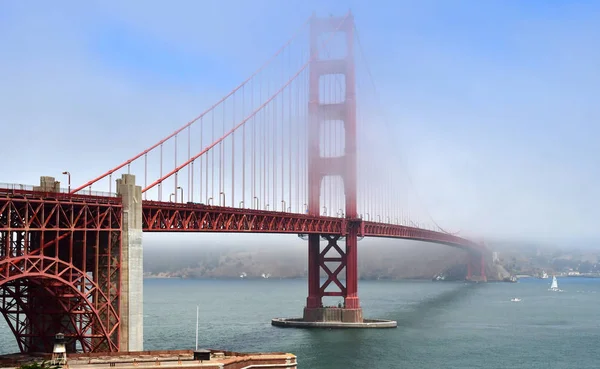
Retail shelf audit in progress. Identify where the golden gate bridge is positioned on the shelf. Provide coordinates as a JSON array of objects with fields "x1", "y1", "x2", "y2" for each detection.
[{"x1": 0, "y1": 12, "x2": 487, "y2": 353}]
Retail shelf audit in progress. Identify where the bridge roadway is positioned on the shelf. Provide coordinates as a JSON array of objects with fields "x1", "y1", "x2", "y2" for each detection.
[
  {"x1": 0, "y1": 186, "x2": 481, "y2": 251},
  {"x1": 141, "y1": 200, "x2": 483, "y2": 250}
]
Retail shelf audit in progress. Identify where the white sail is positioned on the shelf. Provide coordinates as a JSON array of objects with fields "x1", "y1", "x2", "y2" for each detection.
[{"x1": 550, "y1": 276, "x2": 558, "y2": 290}]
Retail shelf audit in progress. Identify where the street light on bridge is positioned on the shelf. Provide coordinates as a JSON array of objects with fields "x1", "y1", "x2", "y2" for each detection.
[
  {"x1": 61, "y1": 171, "x2": 71, "y2": 193},
  {"x1": 176, "y1": 186, "x2": 183, "y2": 203}
]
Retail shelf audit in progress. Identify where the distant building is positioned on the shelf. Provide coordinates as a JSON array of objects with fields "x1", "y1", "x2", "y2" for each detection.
[{"x1": 492, "y1": 252, "x2": 499, "y2": 264}]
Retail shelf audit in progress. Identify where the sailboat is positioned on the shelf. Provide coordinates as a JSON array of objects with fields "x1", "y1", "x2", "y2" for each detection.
[{"x1": 548, "y1": 275, "x2": 562, "y2": 292}]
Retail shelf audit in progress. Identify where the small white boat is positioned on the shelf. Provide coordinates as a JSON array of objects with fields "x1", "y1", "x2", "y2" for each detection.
[
  {"x1": 549, "y1": 275, "x2": 562, "y2": 292},
  {"x1": 510, "y1": 298, "x2": 521, "y2": 302}
]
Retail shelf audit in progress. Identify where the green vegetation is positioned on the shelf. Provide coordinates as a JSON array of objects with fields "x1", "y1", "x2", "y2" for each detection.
[{"x1": 18, "y1": 361, "x2": 61, "y2": 369}]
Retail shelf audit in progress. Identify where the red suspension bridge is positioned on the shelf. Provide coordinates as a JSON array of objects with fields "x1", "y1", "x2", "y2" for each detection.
[{"x1": 0, "y1": 12, "x2": 487, "y2": 354}]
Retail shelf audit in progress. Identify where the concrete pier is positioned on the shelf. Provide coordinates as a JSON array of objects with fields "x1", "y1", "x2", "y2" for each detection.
[
  {"x1": 272, "y1": 317, "x2": 397, "y2": 329},
  {"x1": 303, "y1": 307, "x2": 363, "y2": 323},
  {"x1": 116, "y1": 174, "x2": 144, "y2": 352},
  {"x1": 273, "y1": 307, "x2": 397, "y2": 329}
]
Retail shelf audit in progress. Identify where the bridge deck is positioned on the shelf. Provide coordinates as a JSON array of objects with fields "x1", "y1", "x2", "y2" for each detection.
[{"x1": 0, "y1": 188, "x2": 483, "y2": 252}]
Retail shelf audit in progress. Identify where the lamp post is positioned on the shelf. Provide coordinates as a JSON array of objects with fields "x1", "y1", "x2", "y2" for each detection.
[
  {"x1": 62, "y1": 171, "x2": 71, "y2": 193},
  {"x1": 177, "y1": 186, "x2": 183, "y2": 203}
]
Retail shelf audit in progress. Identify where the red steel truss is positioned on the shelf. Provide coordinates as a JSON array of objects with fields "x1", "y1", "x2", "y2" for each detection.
[
  {"x1": 361, "y1": 221, "x2": 484, "y2": 251},
  {"x1": 310, "y1": 235, "x2": 347, "y2": 297},
  {"x1": 141, "y1": 200, "x2": 481, "y2": 249},
  {"x1": 142, "y1": 201, "x2": 343, "y2": 234},
  {"x1": 0, "y1": 191, "x2": 122, "y2": 353}
]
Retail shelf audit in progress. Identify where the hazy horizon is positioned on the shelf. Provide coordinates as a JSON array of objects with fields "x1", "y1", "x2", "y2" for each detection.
[{"x1": 142, "y1": 232, "x2": 600, "y2": 252}]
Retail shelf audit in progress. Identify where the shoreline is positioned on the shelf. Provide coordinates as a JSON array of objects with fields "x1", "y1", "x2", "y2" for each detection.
[{"x1": 142, "y1": 276, "x2": 514, "y2": 282}]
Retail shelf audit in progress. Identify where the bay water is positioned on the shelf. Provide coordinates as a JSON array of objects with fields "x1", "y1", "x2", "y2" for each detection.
[{"x1": 1, "y1": 277, "x2": 599, "y2": 368}]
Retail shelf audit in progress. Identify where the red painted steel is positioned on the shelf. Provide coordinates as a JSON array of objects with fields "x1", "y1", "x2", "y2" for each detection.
[
  {"x1": 466, "y1": 252, "x2": 487, "y2": 282},
  {"x1": 141, "y1": 200, "x2": 483, "y2": 249},
  {"x1": 317, "y1": 235, "x2": 347, "y2": 297},
  {"x1": 0, "y1": 192, "x2": 122, "y2": 353},
  {"x1": 142, "y1": 201, "x2": 343, "y2": 234},
  {"x1": 361, "y1": 221, "x2": 484, "y2": 251},
  {"x1": 306, "y1": 12, "x2": 360, "y2": 310}
]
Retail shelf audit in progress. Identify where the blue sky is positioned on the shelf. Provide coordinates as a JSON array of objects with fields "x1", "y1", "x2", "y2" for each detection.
[{"x1": 1, "y1": 0, "x2": 599, "y2": 244}]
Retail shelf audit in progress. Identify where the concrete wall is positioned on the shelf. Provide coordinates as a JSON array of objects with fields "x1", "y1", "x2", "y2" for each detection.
[
  {"x1": 33, "y1": 176, "x2": 61, "y2": 192},
  {"x1": 116, "y1": 174, "x2": 144, "y2": 352}
]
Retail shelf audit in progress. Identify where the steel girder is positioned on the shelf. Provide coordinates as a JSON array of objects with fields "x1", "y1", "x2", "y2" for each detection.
[
  {"x1": 142, "y1": 201, "x2": 344, "y2": 234},
  {"x1": 361, "y1": 221, "x2": 484, "y2": 251},
  {"x1": 317, "y1": 235, "x2": 347, "y2": 297},
  {"x1": 141, "y1": 201, "x2": 483, "y2": 252},
  {"x1": 0, "y1": 193, "x2": 122, "y2": 353}
]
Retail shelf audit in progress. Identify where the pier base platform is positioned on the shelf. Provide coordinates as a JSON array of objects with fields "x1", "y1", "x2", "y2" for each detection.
[
  {"x1": 271, "y1": 317, "x2": 397, "y2": 328},
  {"x1": 272, "y1": 307, "x2": 396, "y2": 328}
]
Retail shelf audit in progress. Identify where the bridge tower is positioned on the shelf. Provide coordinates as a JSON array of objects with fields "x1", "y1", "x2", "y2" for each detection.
[
  {"x1": 466, "y1": 252, "x2": 487, "y2": 282},
  {"x1": 303, "y1": 12, "x2": 363, "y2": 323}
]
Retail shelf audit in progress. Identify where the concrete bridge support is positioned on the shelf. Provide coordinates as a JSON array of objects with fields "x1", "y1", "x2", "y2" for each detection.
[{"x1": 116, "y1": 174, "x2": 144, "y2": 351}]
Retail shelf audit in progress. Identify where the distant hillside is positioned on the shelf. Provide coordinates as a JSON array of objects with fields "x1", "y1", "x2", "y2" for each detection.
[
  {"x1": 485, "y1": 240, "x2": 600, "y2": 276},
  {"x1": 143, "y1": 239, "x2": 469, "y2": 280}
]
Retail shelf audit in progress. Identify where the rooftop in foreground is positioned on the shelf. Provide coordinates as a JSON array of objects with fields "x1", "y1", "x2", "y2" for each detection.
[{"x1": 0, "y1": 350, "x2": 297, "y2": 369}]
